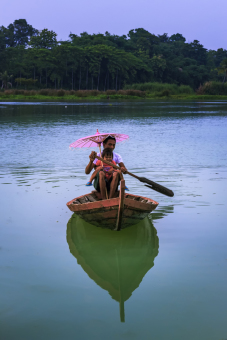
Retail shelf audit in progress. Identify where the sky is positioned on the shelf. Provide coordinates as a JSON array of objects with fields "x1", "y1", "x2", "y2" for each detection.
[{"x1": 1, "y1": 0, "x2": 226, "y2": 51}]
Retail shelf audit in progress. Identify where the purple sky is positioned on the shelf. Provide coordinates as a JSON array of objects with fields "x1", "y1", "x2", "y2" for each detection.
[{"x1": 1, "y1": 0, "x2": 226, "y2": 50}]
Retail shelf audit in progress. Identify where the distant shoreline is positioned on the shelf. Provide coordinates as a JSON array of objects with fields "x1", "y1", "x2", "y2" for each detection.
[{"x1": 1, "y1": 94, "x2": 227, "y2": 102}]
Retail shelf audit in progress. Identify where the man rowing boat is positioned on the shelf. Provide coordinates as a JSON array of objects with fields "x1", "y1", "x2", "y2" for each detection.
[{"x1": 85, "y1": 135, "x2": 127, "y2": 199}]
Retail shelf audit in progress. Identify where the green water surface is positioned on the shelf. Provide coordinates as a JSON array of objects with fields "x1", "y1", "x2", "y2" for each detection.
[{"x1": 0, "y1": 101, "x2": 227, "y2": 340}]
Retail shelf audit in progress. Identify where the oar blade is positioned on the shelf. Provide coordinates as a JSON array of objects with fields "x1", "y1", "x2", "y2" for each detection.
[{"x1": 139, "y1": 177, "x2": 174, "y2": 197}]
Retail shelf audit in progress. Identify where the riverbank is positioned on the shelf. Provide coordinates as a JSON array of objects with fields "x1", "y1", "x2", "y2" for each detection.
[{"x1": 1, "y1": 93, "x2": 227, "y2": 102}]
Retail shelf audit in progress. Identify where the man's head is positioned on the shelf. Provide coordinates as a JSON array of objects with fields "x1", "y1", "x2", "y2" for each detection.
[
  {"x1": 102, "y1": 148, "x2": 113, "y2": 162},
  {"x1": 103, "y1": 136, "x2": 116, "y2": 151}
]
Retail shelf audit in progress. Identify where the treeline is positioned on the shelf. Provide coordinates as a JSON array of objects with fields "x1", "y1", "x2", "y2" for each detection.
[{"x1": 1, "y1": 19, "x2": 227, "y2": 91}]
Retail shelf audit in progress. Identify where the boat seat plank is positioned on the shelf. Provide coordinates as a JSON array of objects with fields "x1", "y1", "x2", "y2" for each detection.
[
  {"x1": 126, "y1": 195, "x2": 141, "y2": 201},
  {"x1": 78, "y1": 196, "x2": 90, "y2": 204},
  {"x1": 72, "y1": 199, "x2": 81, "y2": 205},
  {"x1": 126, "y1": 196, "x2": 135, "y2": 200},
  {"x1": 133, "y1": 196, "x2": 141, "y2": 201},
  {"x1": 86, "y1": 194, "x2": 97, "y2": 202}
]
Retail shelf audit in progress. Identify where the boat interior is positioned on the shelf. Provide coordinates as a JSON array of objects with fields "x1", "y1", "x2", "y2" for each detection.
[{"x1": 72, "y1": 191, "x2": 152, "y2": 205}]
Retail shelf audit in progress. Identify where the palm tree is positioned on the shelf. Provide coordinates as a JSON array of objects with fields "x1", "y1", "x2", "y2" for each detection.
[
  {"x1": 0, "y1": 71, "x2": 13, "y2": 89},
  {"x1": 217, "y1": 59, "x2": 227, "y2": 83}
]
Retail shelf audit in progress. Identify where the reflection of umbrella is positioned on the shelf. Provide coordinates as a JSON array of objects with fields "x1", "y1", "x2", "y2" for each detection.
[
  {"x1": 69, "y1": 129, "x2": 129, "y2": 151},
  {"x1": 66, "y1": 215, "x2": 159, "y2": 322}
]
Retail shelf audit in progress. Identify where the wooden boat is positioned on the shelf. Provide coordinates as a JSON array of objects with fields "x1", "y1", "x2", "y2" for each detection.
[{"x1": 66, "y1": 179, "x2": 159, "y2": 230}]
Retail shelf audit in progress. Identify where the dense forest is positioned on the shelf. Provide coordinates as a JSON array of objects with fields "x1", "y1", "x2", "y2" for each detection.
[{"x1": 1, "y1": 19, "x2": 227, "y2": 91}]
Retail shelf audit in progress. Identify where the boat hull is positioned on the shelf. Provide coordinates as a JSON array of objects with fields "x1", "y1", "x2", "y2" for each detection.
[{"x1": 66, "y1": 192, "x2": 158, "y2": 230}]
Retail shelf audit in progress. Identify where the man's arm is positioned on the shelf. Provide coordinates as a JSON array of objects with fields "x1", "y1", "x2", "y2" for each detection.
[
  {"x1": 119, "y1": 162, "x2": 127, "y2": 174},
  {"x1": 85, "y1": 151, "x2": 97, "y2": 174}
]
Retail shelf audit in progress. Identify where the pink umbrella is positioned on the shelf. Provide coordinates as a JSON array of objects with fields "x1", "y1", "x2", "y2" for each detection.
[{"x1": 69, "y1": 129, "x2": 129, "y2": 149}]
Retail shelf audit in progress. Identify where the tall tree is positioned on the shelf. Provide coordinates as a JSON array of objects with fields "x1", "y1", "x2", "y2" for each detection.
[
  {"x1": 0, "y1": 20, "x2": 37, "y2": 47},
  {"x1": 29, "y1": 29, "x2": 57, "y2": 49},
  {"x1": 13, "y1": 19, "x2": 38, "y2": 46},
  {"x1": 4, "y1": 24, "x2": 15, "y2": 47},
  {"x1": 1, "y1": 21, "x2": 226, "y2": 90},
  {"x1": 217, "y1": 58, "x2": 227, "y2": 82},
  {"x1": 0, "y1": 71, "x2": 13, "y2": 88},
  {"x1": 169, "y1": 33, "x2": 186, "y2": 42}
]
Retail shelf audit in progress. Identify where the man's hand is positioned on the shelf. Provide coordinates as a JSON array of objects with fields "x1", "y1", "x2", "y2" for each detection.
[
  {"x1": 89, "y1": 151, "x2": 97, "y2": 162},
  {"x1": 120, "y1": 166, "x2": 127, "y2": 174}
]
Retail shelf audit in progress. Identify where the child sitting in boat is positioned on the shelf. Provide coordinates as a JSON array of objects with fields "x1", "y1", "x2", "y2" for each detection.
[{"x1": 86, "y1": 148, "x2": 117, "y2": 186}]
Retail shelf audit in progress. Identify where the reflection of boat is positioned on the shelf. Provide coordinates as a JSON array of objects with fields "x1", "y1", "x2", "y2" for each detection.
[
  {"x1": 67, "y1": 215, "x2": 159, "y2": 322},
  {"x1": 66, "y1": 180, "x2": 158, "y2": 230},
  {"x1": 152, "y1": 205, "x2": 174, "y2": 221}
]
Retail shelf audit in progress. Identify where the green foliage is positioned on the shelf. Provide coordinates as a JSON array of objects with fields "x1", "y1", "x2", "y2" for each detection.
[
  {"x1": 124, "y1": 82, "x2": 193, "y2": 95},
  {"x1": 15, "y1": 78, "x2": 38, "y2": 86},
  {"x1": 1, "y1": 19, "x2": 227, "y2": 93},
  {"x1": 29, "y1": 29, "x2": 57, "y2": 49},
  {"x1": 196, "y1": 81, "x2": 227, "y2": 95},
  {"x1": 0, "y1": 88, "x2": 147, "y2": 98},
  {"x1": 150, "y1": 55, "x2": 166, "y2": 81},
  {"x1": 13, "y1": 19, "x2": 38, "y2": 46},
  {"x1": 57, "y1": 89, "x2": 65, "y2": 96},
  {"x1": 217, "y1": 58, "x2": 227, "y2": 82},
  {"x1": 0, "y1": 19, "x2": 37, "y2": 47},
  {"x1": 0, "y1": 71, "x2": 13, "y2": 88},
  {"x1": 169, "y1": 33, "x2": 186, "y2": 42}
]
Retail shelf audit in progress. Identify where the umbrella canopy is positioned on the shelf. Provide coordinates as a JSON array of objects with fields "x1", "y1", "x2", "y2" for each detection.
[
  {"x1": 67, "y1": 215, "x2": 159, "y2": 322},
  {"x1": 69, "y1": 129, "x2": 129, "y2": 149}
]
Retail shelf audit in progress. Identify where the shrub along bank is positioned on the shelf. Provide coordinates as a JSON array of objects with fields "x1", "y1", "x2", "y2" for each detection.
[
  {"x1": 1, "y1": 82, "x2": 227, "y2": 101},
  {"x1": 196, "y1": 81, "x2": 227, "y2": 95},
  {"x1": 0, "y1": 83, "x2": 194, "y2": 99},
  {"x1": 0, "y1": 89, "x2": 146, "y2": 99},
  {"x1": 124, "y1": 82, "x2": 194, "y2": 96}
]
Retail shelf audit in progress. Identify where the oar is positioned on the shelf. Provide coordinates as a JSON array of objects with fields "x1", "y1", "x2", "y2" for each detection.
[{"x1": 95, "y1": 155, "x2": 174, "y2": 197}]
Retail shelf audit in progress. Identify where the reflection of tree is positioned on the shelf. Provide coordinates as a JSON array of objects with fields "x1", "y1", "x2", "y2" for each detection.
[{"x1": 67, "y1": 216, "x2": 159, "y2": 322}]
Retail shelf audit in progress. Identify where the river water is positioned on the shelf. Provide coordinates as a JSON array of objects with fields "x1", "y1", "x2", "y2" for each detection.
[{"x1": 0, "y1": 101, "x2": 227, "y2": 340}]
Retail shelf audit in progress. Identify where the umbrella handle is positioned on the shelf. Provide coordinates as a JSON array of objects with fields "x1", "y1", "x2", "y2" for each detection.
[{"x1": 98, "y1": 145, "x2": 102, "y2": 165}]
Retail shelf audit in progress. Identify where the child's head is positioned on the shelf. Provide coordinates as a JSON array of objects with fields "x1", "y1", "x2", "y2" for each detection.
[{"x1": 102, "y1": 148, "x2": 113, "y2": 161}]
